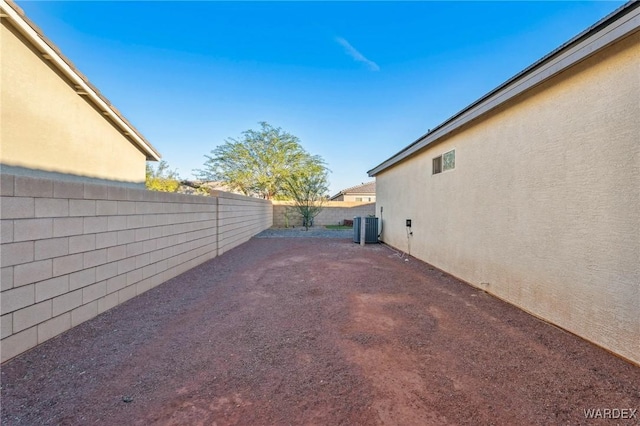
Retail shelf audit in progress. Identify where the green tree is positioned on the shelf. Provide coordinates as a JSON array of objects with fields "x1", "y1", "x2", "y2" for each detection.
[
  {"x1": 197, "y1": 122, "x2": 327, "y2": 200},
  {"x1": 145, "y1": 161, "x2": 180, "y2": 192},
  {"x1": 284, "y1": 172, "x2": 329, "y2": 230}
]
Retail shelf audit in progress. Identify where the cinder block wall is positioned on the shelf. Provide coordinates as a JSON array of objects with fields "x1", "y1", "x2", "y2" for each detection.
[
  {"x1": 216, "y1": 191, "x2": 273, "y2": 255},
  {"x1": 0, "y1": 174, "x2": 272, "y2": 362},
  {"x1": 272, "y1": 201, "x2": 375, "y2": 227}
]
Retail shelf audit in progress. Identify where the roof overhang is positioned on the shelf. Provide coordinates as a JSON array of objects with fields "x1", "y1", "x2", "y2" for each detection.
[
  {"x1": 368, "y1": 1, "x2": 640, "y2": 177},
  {"x1": 0, "y1": 0, "x2": 161, "y2": 161}
]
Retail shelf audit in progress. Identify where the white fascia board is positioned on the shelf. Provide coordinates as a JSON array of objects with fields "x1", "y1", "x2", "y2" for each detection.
[
  {"x1": 0, "y1": 0, "x2": 161, "y2": 161},
  {"x1": 368, "y1": 4, "x2": 640, "y2": 177}
]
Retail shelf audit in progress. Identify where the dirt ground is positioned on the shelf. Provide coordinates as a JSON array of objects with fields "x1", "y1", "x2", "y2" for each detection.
[{"x1": 1, "y1": 237, "x2": 639, "y2": 425}]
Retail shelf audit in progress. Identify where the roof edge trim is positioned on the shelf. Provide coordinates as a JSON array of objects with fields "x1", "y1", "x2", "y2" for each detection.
[
  {"x1": 368, "y1": 1, "x2": 640, "y2": 177},
  {"x1": 1, "y1": 0, "x2": 161, "y2": 161}
]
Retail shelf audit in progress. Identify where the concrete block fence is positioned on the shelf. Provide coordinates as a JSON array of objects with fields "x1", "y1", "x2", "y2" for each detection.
[
  {"x1": 215, "y1": 191, "x2": 273, "y2": 254},
  {"x1": 0, "y1": 174, "x2": 272, "y2": 362},
  {"x1": 272, "y1": 201, "x2": 375, "y2": 228}
]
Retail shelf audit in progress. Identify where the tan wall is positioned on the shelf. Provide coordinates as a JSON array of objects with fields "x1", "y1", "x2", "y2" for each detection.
[
  {"x1": 0, "y1": 174, "x2": 272, "y2": 362},
  {"x1": 341, "y1": 194, "x2": 376, "y2": 203},
  {"x1": 272, "y1": 201, "x2": 375, "y2": 227},
  {"x1": 217, "y1": 192, "x2": 273, "y2": 254},
  {"x1": 375, "y1": 32, "x2": 640, "y2": 364},
  {"x1": 0, "y1": 22, "x2": 146, "y2": 184}
]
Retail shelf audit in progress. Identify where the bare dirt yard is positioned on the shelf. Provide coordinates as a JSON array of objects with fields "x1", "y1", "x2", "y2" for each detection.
[{"x1": 1, "y1": 236, "x2": 639, "y2": 425}]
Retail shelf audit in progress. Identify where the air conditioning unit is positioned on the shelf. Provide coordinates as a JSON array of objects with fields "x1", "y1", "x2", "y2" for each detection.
[{"x1": 353, "y1": 216, "x2": 379, "y2": 244}]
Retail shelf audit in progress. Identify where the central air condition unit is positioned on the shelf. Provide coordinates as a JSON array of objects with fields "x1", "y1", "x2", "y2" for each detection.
[{"x1": 353, "y1": 216, "x2": 379, "y2": 244}]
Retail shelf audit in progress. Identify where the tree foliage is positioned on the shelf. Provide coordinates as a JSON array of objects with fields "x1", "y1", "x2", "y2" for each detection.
[
  {"x1": 145, "y1": 161, "x2": 180, "y2": 192},
  {"x1": 284, "y1": 172, "x2": 329, "y2": 230},
  {"x1": 197, "y1": 122, "x2": 327, "y2": 200}
]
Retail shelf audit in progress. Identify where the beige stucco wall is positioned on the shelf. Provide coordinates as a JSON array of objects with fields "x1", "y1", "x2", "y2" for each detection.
[
  {"x1": 340, "y1": 194, "x2": 375, "y2": 203},
  {"x1": 375, "y1": 31, "x2": 640, "y2": 364},
  {"x1": 0, "y1": 22, "x2": 146, "y2": 184}
]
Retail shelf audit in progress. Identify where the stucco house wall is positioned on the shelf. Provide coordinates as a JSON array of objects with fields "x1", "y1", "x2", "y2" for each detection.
[
  {"x1": 0, "y1": 1, "x2": 159, "y2": 186},
  {"x1": 372, "y1": 24, "x2": 639, "y2": 363},
  {"x1": 334, "y1": 194, "x2": 375, "y2": 203}
]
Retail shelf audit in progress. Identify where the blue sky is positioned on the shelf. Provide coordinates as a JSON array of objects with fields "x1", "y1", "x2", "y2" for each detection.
[{"x1": 17, "y1": 1, "x2": 625, "y2": 195}]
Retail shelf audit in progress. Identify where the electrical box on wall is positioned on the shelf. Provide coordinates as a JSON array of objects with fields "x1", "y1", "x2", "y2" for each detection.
[{"x1": 406, "y1": 219, "x2": 412, "y2": 227}]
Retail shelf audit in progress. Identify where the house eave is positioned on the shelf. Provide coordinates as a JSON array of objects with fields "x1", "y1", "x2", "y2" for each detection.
[
  {"x1": 368, "y1": 1, "x2": 640, "y2": 177},
  {"x1": 1, "y1": 0, "x2": 161, "y2": 162}
]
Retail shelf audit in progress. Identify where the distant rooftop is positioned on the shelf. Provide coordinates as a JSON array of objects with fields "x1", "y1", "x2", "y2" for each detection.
[{"x1": 330, "y1": 181, "x2": 376, "y2": 200}]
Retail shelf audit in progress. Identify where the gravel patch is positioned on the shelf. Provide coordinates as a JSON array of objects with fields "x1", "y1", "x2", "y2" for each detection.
[
  {"x1": 254, "y1": 227, "x2": 353, "y2": 238},
  {"x1": 2, "y1": 238, "x2": 638, "y2": 425}
]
